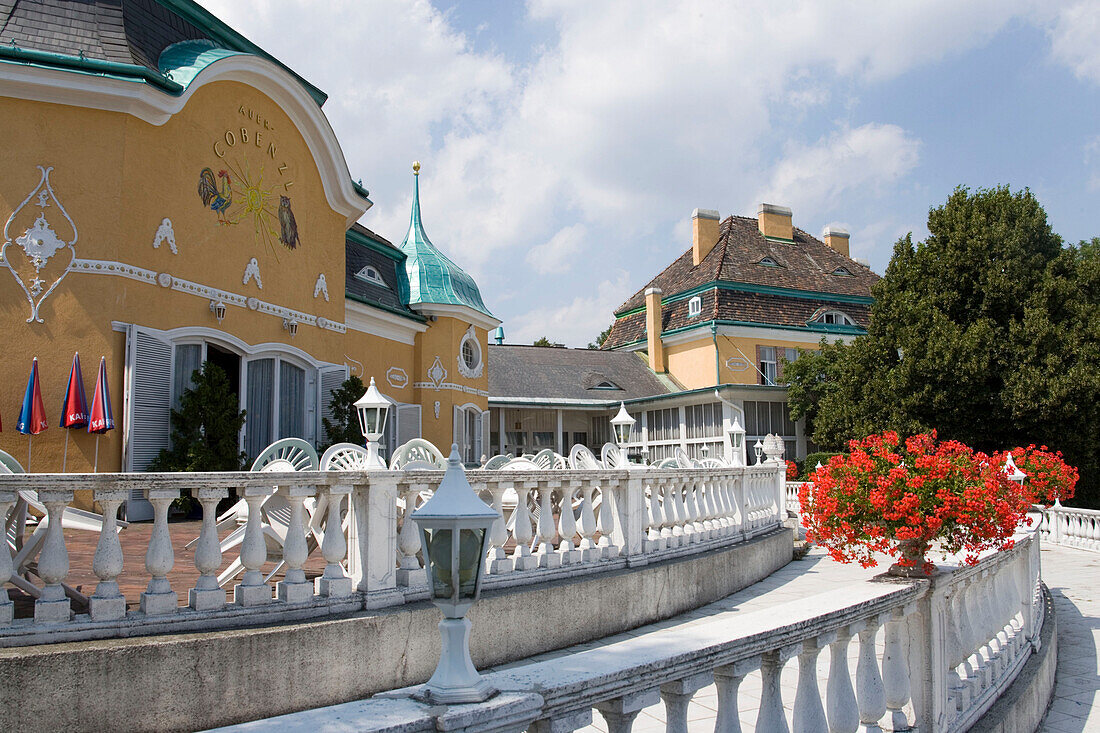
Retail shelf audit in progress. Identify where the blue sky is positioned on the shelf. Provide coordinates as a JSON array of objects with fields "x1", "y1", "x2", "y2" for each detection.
[{"x1": 199, "y1": 1, "x2": 1100, "y2": 346}]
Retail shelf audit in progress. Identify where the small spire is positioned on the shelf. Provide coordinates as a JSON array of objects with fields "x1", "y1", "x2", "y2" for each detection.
[{"x1": 412, "y1": 160, "x2": 421, "y2": 176}]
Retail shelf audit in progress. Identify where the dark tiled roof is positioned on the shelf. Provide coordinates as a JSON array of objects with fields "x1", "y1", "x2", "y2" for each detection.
[
  {"x1": 345, "y1": 224, "x2": 415, "y2": 317},
  {"x1": 614, "y1": 215, "x2": 879, "y2": 315},
  {"x1": 603, "y1": 288, "x2": 872, "y2": 348},
  {"x1": 488, "y1": 345, "x2": 673, "y2": 402},
  {"x1": 0, "y1": 0, "x2": 207, "y2": 71}
]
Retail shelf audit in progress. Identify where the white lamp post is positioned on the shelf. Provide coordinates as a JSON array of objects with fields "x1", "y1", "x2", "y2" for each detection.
[
  {"x1": 354, "y1": 377, "x2": 391, "y2": 469},
  {"x1": 753, "y1": 439, "x2": 764, "y2": 465},
  {"x1": 1004, "y1": 453, "x2": 1026, "y2": 487},
  {"x1": 727, "y1": 417, "x2": 746, "y2": 466},
  {"x1": 411, "y1": 445, "x2": 499, "y2": 704},
  {"x1": 611, "y1": 402, "x2": 636, "y2": 467}
]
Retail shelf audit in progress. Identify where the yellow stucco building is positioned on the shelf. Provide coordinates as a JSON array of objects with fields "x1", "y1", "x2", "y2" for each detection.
[{"x1": 0, "y1": 1, "x2": 497, "y2": 515}]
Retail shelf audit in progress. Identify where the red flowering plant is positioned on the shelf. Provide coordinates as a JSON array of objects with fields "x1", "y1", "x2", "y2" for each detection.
[
  {"x1": 786, "y1": 460, "x2": 798, "y2": 480},
  {"x1": 798, "y1": 430, "x2": 1034, "y2": 575},
  {"x1": 994, "y1": 445, "x2": 1077, "y2": 506}
]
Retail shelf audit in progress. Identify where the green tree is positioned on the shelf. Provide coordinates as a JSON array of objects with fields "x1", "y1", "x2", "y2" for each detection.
[
  {"x1": 149, "y1": 362, "x2": 247, "y2": 510},
  {"x1": 321, "y1": 375, "x2": 366, "y2": 450},
  {"x1": 588, "y1": 324, "x2": 612, "y2": 349},
  {"x1": 533, "y1": 336, "x2": 554, "y2": 347},
  {"x1": 787, "y1": 186, "x2": 1100, "y2": 504}
]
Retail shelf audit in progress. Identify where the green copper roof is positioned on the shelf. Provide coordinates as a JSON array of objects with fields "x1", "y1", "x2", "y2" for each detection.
[
  {"x1": 397, "y1": 168, "x2": 493, "y2": 317},
  {"x1": 158, "y1": 40, "x2": 242, "y2": 88}
]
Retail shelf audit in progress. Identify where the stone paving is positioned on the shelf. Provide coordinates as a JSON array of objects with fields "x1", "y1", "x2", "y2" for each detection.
[
  {"x1": 487, "y1": 543, "x2": 1100, "y2": 732},
  {"x1": 1038, "y1": 545, "x2": 1100, "y2": 733}
]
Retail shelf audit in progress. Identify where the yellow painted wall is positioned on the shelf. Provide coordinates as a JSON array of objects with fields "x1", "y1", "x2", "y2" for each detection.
[
  {"x1": 0, "y1": 79, "x2": 452, "y2": 489},
  {"x1": 715, "y1": 334, "x2": 816, "y2": 385},
  {"x1": 664, "y1": 337, "x2": 717, "y2": 390},
  {"x1": 413, "y1": 316, "x2": 489, "y2": 449}
]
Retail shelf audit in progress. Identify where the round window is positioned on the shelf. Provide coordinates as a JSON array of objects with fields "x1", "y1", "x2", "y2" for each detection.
[{"x1": 462, "y1": 339, "x2": 478, "y2": 370}]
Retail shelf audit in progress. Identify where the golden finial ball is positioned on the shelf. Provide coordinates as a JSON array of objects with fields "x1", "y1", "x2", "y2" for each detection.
[{"x1": 412, "y1": 160, "x2": 421, "y2": 176}]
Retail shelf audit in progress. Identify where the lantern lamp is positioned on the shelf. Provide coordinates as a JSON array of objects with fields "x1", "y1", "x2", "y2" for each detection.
[
  {"x1": 411, "y1": 445, "x2": 499, "y2": 703},
  {"x1": 727, "y1": 416, "x2": 746, "y2": 466},
  {"x1": 354, "y1": 377, "x2": 392, "y2": 469},
  {"x1": 753, "y1": 439, "x2": 764, "y2": 465},
  {"x1": 610, "y1": 402, "x2": 636, "y2": 466},
  {"x1": 209, "y1": 299, "x2": 227, "y2": 323}
]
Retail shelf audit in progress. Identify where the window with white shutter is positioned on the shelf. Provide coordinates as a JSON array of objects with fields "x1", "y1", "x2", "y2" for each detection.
[{"x1": 123, "y1": 327, "x2": 173, "y2": 520}]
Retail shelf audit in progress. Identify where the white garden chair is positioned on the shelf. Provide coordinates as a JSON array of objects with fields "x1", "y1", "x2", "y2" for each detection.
[
  {"x1": 483, "y1": 454, "x2": 512, "y2": 470},
  {"x1": 568, "y1": 444, "x2": 602, "y2": 471},
  {"x1": 389, "y1": 439, "x2": 446, "y2": 470},
  {"x1": 601, "y1": 442, "x2": 628, "y2": 469},
  {"x1": 532, "y1": 448, "x2": 568, "y2": 470}
]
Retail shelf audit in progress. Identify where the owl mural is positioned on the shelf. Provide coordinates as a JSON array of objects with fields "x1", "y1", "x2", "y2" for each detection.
[{"x1": 278, "y1": 196, "x2": 300, "y2": 250}]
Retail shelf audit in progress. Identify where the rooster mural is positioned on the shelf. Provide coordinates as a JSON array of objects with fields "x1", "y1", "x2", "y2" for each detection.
[{"x1": 197, "y1": 168, "x2": 232, "y2": 223}]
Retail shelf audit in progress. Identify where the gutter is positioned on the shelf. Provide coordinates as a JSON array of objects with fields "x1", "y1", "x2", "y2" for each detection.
[
  {"x1": 488, "y1": 383, "x2": 789, "y2": 410},
  {"x1": 0, "y1": 46, "x2": 183, "y2": 93}
]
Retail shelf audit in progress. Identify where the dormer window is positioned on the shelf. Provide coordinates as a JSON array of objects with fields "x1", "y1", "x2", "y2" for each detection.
[
  {"x1": 355, "y1": 265, "x2": 387, "y2": 287},
  {"x1": 815, "y1": 310, "x2": 854, "y2": 326},
  {"x1": 757, "y1": 256, "x2": 781, "y2": 267},
  {"x1": 592, "y1": 380, "x2": 621, "y2": 390},
  {"x1": 688, "y1": 296, "x2": 702, "y2": 317},
  {"x1": 831, "y1": 266, "x2": 854, "y2": 276}
]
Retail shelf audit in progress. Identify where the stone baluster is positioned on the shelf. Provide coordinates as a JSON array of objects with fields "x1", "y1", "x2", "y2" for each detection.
[
  {"x1": 89, "y1": 488, "x2": 128, "y2": 621},
  {"x1": 793, "y1": 636, "x2": 828, "y2": 732},
  {"x1": 235, "y1": 485, "x2": 275, "y2": 606},
  {"x1": 757, "y1": 647, "x2": 795, "y2": 733},
  {"x1": 511, "y1": 482, "x2": 537, "y2": 571},
  {"x1": 715, "y1": 657, "x2": 758, "y2": 733},
  {"x1": 596, "y1": 479, "x2": 622, "y2": 559},
  {"x1": 661, "y1": 671, "x2": 712, "y2": 733},
  {"x1": 141, "y1": 485, "x2": 179, "y2": 615},
  {"x1": 535, "y1": 480, "x2": 561, "y2": 569},
  {"x1": 645, "y1": 483, "x2": 665, "y2": 552},
  {"x1": 731, "y1": 475, "x2": 746, "y2": 536},
  {"x1": 595, "y1": 689, "x2": 659, "y2": 733},
  {"x1": 943, "y1": 586, "x2": 969, "y2": 717},
  {"x1": 0, "y1": 490, "x2": 15, "y2": 626},
  {"x1": 577, "y1": 482, "x2": 599, "y2": 562},
  {"x1": 692, "y1": 477, "x2": 710, "y2": 539},
  {"x1": 557, "y1": 481, "x2": 581, "y2": 565},
  {"x1": 277, "y1": 484, "x2": 314, "y2": 604},
  {"x1": 826, "y1": 628, "x2": 859, "y2": 733},
  {"x1": 664, "y1": 479, "x2": 684, "y2": 546},
  {"x1": 35, "y1": 489, "x2": 73, "y2": 623},
  {"x1": 709, "y1": 475, "x2": 728, "y2": 534},
  {"x1": 702, "y1": 475, "x2": 721, "y2": 536},
  {"x1": 486, "y1": 480, "x2": 514, "y2": 573},
  {"x1": 316, "y1": 484, "x2": 353, "y2": 597},
  {"x1": 855, "y1": 617, "x2": 886, "y2": 733},
  {"x1": 959, "y1": 578, "x2": 985, "y2": 698},
  {"x1": 682, "y1": 478, "x2": 701, "y2": 543},
  {"x1": 396, "y1": 481, "x2": 424, "y2": 585},
  {"x1": 883, "y1": 609, "x2": 913, "y2": 731},
  {"x1": 190, "y1": 486, "x2": 229, "y2": 611}
]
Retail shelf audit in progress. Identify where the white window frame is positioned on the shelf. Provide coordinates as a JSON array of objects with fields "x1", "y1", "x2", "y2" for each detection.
[
  {"x1": 456, "y1": 326, "x2": 483, "y2": 378},
  {"x1": 354, "y1": 265, "x2": 387, "y2": 287},
  {"x1": 817, "y1": 310, "x2": 854, "y2": 326},
  {"x1": 688, "y1": 296, "x2": 702, "y2": 317},
  {"x1": 759, "y1": 346, "x2": 778, "y2": 386}
]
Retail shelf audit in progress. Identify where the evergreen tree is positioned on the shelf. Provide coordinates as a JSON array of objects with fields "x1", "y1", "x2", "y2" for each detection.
[
  {"x1": 149, "y1": 362, "x2": 247, "y2": 473},
  {"x1": 786, "y1": 186, "x2": 1100, "y2": 505},
  {"x1": 321, "y1": 375, "x2": 366, "y2": 449},
  {"x1": 533, "y1": 336, "x2": 554, "y2": 347}
]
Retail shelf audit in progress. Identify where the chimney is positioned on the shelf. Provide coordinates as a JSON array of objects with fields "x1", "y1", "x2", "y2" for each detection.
[
  {"x1": 692, "y1": 208, "x2": 720, "y2": 266},
  {"x1": 822, "y1": 226, "x2": 850, "y2": 257},
  {"x1": 757, "y1": 203, "x2": 793, "y2": 241},
  {"x1": 645, "y1": 287, "x2": 666, "y2": 373}
]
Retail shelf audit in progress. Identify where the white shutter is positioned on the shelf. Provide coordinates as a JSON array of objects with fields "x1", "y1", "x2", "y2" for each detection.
[
  {"x1": 123, "y1": 326, "x2": 173, "y2": 521},
  {"x1": 397, "y1": 404, "x2": 421, "y2": 445},
  {"x1": 318, "y1": 366, "x2": 347, "y2": 444},
  {"x1": 453, "y1": 406, "x2": 462, "y2": 457},
  {"x1": 476, "y1": 410, "x2": 488, "y2": 463},
  {"x1": 125, "y1": 327, "x2": 173, "y2": 472}
]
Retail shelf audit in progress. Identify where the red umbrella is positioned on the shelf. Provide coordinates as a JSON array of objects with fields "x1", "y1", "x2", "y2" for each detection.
[
  {"x1": 87, "y1": 356, "x2": 115, "y2": 472},
  {"x1": 16, "y1": 357, "x2": 48, "y2": 470},
  {"x1": 59, "y1": 352, "x2": 88, "y2": 472}
]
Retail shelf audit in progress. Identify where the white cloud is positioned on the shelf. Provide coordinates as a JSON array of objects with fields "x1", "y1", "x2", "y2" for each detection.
[
  {"x1": 1049, "y1": 1, "x2": 1100, "y2": 84},
  {"x1": 508, "y1": 273, "x2": 634, "y2": 347},
  {"x1": 753, "y1": 123, "x2": 921, "y2": 216},
  {"x1": 525, "y1": 224, "x2": 587, "y2": 274}
]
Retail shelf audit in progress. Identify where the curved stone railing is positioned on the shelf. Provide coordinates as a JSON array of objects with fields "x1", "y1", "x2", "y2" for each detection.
[
  {"x1": 233, "y1": 522, "x2": 1044, "y2": 733},
  {"x1": 0, "y1": 462, "x2": 785, "y2": 646},
  {"x1": 1037, "y1": 503, "x2": 1100, "y2": 552}
]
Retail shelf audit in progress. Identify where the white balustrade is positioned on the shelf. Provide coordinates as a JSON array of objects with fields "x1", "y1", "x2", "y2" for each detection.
[
  {"x1": 276, "y1": 484, "x2": 314, "y2": 604},
  {"x1": 190, "y1": 487, "x2": 228, "y2": 611},
  {"x1": 141, "y1": 485, "x2": 179, "y2": 615},
  {"x1": 234, "y1": 485, "x2": 275, "y2": 607},
  {"x1": 0, "y1": 489, "x2": 15, "y2": 626},
  {"x1": 1040, "y1": 504, "x2": 1100, "y2": 552},
  {"x1": 316, "y1": 484, "x2": 352, "y2": 598},
  {"x1": 89, "y1": 488, "x2": 128, "y2": 621},
  {"x1": 35, "y1": 489, "x2": 72, "y2": 624},
  {"x1": 396, "y1": 480, "x2": 426, "y2": 586}
]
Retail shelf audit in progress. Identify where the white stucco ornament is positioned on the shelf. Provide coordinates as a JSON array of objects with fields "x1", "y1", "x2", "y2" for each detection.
[
  {"x1": 456, "y1": 325, "x2": 483, "y2": 379},
  {"x1": 725, "y1": 357, "x2": 750, "y2": 372},
  {"x1": 434, "y1": 401, "x2": 441, "y2": 419},
  {"x1": 152, "y1": 218, "x2": 177, "y2": 254},
  {"x1": 314, "y1": 273, "x2": 329, "y2": 301},
  {"x1": 386, "y1": 366, "x2": 409, "y2": 389},
  {"x1": 2, "y1": 165, "x2": 77, "y2": 323},
  {"x1": 243, "y1": 258, "x2": 262, "y2": 289},
  {"x1": 427, "y1": 356, "x2": 447, "y2": 391}
]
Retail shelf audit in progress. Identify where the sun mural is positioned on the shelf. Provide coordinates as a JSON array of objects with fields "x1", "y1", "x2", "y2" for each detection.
[{"x1": 198, "y1": 158, "x2": 300, "y2": 258}]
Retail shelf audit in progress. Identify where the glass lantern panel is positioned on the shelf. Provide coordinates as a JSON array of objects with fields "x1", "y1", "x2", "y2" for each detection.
[{"x1": 425, "y1": 527, "x2": 485, "y2": 602}]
